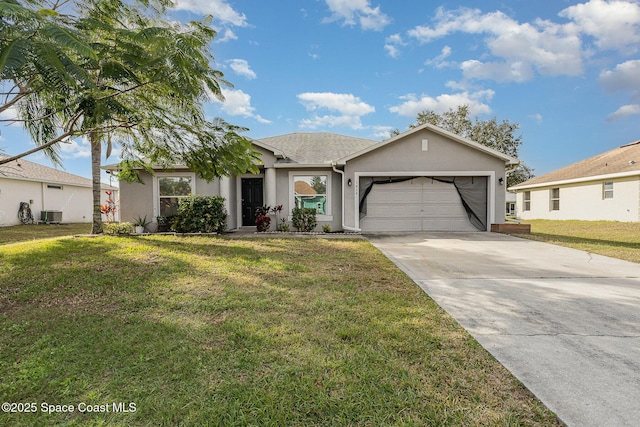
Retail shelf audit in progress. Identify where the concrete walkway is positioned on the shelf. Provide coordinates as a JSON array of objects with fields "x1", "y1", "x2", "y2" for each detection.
[{"x1": 367, "y1": 232, "x2": 640, "y2": 427}]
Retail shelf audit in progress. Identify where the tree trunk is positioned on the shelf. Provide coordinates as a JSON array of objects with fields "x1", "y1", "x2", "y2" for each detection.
[{"x1": 90, "y1": 133, "x2": 103, "y2": 234}]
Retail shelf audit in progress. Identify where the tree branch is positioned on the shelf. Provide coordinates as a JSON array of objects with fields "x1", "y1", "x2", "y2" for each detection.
[{"x1": 0, "y1": 131, "x2": 74, "y2": 165}]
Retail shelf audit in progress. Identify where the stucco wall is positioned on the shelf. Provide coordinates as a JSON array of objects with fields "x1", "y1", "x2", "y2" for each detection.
[
  {"x1": 342, "y1": 128, "x2": 508, "y2": 229},
  {"x1": 516, "y1": 177, "x2": 640, "y2": 221},
  {"x1": 0, "y1": 178, "x2": 118, "y2": 226}
]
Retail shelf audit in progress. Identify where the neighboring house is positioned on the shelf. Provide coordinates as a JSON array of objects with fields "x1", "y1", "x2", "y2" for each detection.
[
  {"x1": 0, "y1": 155, "x2": 119, "y2": 226},
  {"x1": 108, "y1": 124, "x2": 518, "y2": 232},
  {"x1": 511, "y1": 140, "x2": 640, "y2": 221}
]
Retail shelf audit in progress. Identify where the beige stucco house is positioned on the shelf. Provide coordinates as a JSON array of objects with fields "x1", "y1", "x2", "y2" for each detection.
[
  {"x1": 0, "y1": 155, "x2": 119, "y2": 226},
  {"x1": 110, "y1": 124, "x2": 518, "y2": 232},
  {"x1": 511, "y1": 140, "x2": 640, "y2": 221}
]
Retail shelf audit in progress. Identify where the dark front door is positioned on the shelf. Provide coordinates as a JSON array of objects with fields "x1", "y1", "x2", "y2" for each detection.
[{"x1": 241, "y1": 178, "x2": 264, "y2": 226}]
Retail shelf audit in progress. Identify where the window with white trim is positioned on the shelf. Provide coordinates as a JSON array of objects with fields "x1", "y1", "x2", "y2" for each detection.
[
  {"x1": 550, "y1": 187, "x2": 560, "y2": 211},
  {"x1": 523, "y1": 191, "x2": 531, "y2": 211},
  {"x1": 158, "y1": 175, "x2": 193, "y2": 216},
  {"x1": 603, "y1": 182, "x2": 613, "y2": 199}
]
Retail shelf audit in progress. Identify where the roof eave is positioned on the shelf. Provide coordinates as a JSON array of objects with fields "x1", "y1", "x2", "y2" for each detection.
[
  {"x1": 335, "y1": 122, "x2": 519, "y2": 165},
  {"x1": 510, "y1": 169, "x2": 640, "y2": 190}
]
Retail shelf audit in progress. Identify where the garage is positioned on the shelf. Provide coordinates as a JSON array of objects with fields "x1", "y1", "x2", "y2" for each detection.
[{"x1": 359, "y1": 176, "x2": 487, "y2": 232}]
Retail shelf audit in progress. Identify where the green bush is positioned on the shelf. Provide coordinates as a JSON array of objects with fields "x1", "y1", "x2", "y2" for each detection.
[
  {"x1": 171, "y1": 195, "x2": 227, "y2": 233},
  {"x1": 291, "y1": 207, "x2": 317, "y2": 232},
  {"x1": 104, "y1": 222, "x2": 132, "y2": 235}
]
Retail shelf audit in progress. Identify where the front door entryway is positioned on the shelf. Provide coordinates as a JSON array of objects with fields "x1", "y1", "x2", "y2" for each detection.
[{"x1": 241, "y1": 178, "x2": 264, "y2": 226}]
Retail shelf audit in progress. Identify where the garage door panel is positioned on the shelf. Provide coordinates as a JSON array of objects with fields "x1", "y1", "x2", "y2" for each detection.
[
  {"x1": 360, "y1": 177, "x2": 485, "y2": 232},
  {"x1": 366, "y1": 204, "x2": 423, "y2": 217},
  {"x1": 364, "y1": 218, "x2": 423, "y2": 232},
  {"x1": 368, "y1": 188, "x2": 422, "y2": 204}
]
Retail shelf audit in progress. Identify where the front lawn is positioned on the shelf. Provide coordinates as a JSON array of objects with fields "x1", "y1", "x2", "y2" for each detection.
[
  {"x1": 0, "y1": 235, "x2": 560, "y2": 426},
  {"x1": 0, "y1": 223, "x2": 91, "y2": 245},
  {"x1": 519, "y1": 220, "x2": 640, "y2": 263}
]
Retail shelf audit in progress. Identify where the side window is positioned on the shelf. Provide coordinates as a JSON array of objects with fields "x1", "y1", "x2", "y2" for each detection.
[
  {"x1": 523, "y1": 191, "x2": 531, "y2": 211},
  {"x1": 550, "y1": 188, "x2": 560, "y2": 211},
  {"x1": 603, "y1": 182, "x2": 613, "y2": 199}
]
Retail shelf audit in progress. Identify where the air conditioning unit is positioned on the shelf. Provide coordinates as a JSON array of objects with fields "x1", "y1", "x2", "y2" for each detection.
[{"x1": 41, "y1": 210, "x2": 62, "y2": 223}]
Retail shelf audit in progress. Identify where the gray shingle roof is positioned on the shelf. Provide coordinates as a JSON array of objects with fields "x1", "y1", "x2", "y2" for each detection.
[
  {"x1": 0, "y1": 155, "x2": 117, "y2": 189},
  {"x1": 512, "y1": 140, "x2": 640, "y2": 189},
  {"x1": 257, "y1": 132, "x2": 379, "y2": 164}
]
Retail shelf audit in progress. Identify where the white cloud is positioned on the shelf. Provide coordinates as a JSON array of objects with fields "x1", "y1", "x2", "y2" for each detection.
[
  {"x1": 227, "y1": 59, "x2": 256, "y2": 79},
  {"x1": 389, "y1": 90, "x2": 495, "y2": 118},
  {"x1": 425, "y1": 45, "x2": 453, "y2": 68},
  {"x1": 59, "y1": 137, "x2": 91, "y2": 159},
  {"x1": 218, "y1": 88, "x2": 270, "y2": 124},
  {"x1": 172, "y1": 0, "x2": 247, "y2": 27},
  {"x1": 217, "y1": 28, "x2": 238, "y2": 43},
  {"x1": 297, "y1": 92, "x2": 375, "y2": 129},
  {"x1": 607, "y1": 104, "x2": 640, "y2": 121},
  {"x1": 529, "y1": 113, "x2": 544, "y2": 124},
  {"x1": 323, "y1": 0, "x2": 391, "y2": 31},
  {"x1": 370, "y1": 125, "x2": 395, "y2": 140},
  {"x1": 0, "y1": 106, "x2": 21, "y2": 127},
  {"x1": 560, "y1": 0, "x2": 640, "y2": 53},
  {"x1": 384, "y1": 33, "x2": 405, "y2": 58},
  {"x1": 599, "y1": 60, "x2": 640, "y2": 94},
  {"x1": 408, "y1": 7, "x2": 583, "y2": 81}
]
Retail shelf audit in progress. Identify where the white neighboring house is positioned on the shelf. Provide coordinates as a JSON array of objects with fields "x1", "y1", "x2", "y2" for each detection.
[
  {"x1": 0, "y1": 155, "x2": 119, "y2": 226},
  {"x1": 510, "y1": 140, "x2": 640, "y2": 222}
]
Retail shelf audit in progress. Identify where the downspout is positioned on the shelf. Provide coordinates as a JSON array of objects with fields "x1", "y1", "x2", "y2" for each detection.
[{"x1": 332, "y1": 163, "x2": 361, "y2": 232}]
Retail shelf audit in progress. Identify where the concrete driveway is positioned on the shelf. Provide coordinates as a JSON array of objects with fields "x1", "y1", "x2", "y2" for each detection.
[{"x1": 367, "y1": 232, "x2": 640, "y2": 427}]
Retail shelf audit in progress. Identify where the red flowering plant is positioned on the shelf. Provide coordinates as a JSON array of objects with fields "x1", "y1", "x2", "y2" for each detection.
[
  {"x1": 100, "y1": 190, "x2": 118, "y2": 223},
  {"x1": 255, "y1": 206, "x2": 272, "y2": 232}
]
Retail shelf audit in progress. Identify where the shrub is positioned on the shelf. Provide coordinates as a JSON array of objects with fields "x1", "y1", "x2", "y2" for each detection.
[
  {"x1": 171, "y1": 195, "x2": 227, "y2": 233},
  {"x1": 277, "y1": 218, "x2": 290, "y2": 232},
  {"x1": 104, "y1": 222, "x2": 132, "y2": 235},
  {"x1": 322, "y1": 224, "x2": 332, "y2": 233},
  {"x1": 255, "y1": 206, "x2": 271, "y2": 232},
  {"x1": 156, "y1": 215, "x2": 176, "y2": 232},
  {"x1": 291, "y1": 207, "x2": 317, "y2": 232}
]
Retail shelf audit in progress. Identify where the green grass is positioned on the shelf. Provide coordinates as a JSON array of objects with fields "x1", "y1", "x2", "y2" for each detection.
[
  {"x1": 519, "y1": 220, "x2": 640, "y2": 263},
  {"x1": 0, "y1": 223, "x2": 91, "y2": 245},
  {"x1": 0, "y1": 235, "x2": 560, "y2": 426}
]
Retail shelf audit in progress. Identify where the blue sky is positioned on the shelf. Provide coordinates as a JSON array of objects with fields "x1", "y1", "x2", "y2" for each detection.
[{"x1": 2, "y1": 0, "x2": 639, "y2": 183}]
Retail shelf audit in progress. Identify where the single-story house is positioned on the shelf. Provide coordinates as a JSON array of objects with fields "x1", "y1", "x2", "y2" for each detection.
[
  {"x1": 0, "y1": 155, "x2": 119, "y2": 226},
  {"x1": 109, "y1": 123, "x2": 519, "y2": 232},
  {"x1": 510, "y1": 140, "x2": 640, "y2": 221}
]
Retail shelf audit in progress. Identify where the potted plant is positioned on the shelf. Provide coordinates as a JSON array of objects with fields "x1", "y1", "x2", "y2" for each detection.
[{"x1": 133, "y1": 215, "x2": 150, "y2": 234}]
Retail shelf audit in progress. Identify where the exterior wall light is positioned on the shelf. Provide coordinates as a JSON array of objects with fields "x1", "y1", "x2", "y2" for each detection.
[
  {"x1": 498, "y1": 177, "x2": 504, "y2": 185},
  {"x1": 347, "y1": 179, "x2": 352, "y2": 186}
]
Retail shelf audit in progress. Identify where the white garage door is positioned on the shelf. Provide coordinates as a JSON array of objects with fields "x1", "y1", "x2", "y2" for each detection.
[{"x1": 360, "y1": 177, "x2": 483, "y2": 232}]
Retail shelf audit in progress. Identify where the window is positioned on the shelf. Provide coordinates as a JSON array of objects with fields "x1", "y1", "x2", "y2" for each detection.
[
  {"x1": 550, "y1": 187, "x2": 560, "y2": 211},
  {"x1": 158, "y1": 176, "x2": 193, "y2": 216},
  {"x1": 523, "y1": 191, "x2": 531, "y2": 211},
  {"x1": 47, "y1": 184, "x2": 63, "y2": 190},
  {"x1": 293, "y1": 175, "x2": 327, "y2": 215},
  {"x1": 603, "y1": 182, "x2": 613, "y2": 199}
]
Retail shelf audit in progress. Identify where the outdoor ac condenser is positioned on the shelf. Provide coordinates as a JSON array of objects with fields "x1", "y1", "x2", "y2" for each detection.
[{"x1": 41, "y1": 210, "x2": 62, "y2": 223}]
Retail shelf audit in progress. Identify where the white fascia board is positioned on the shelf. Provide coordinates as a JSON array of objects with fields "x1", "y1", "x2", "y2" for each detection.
[
  {"x1": 510, "y1": 170, "x2": 640, "y2": 191},
  {"x1": 273, "y1": 163, "x2": 333, "y2": 169}
]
